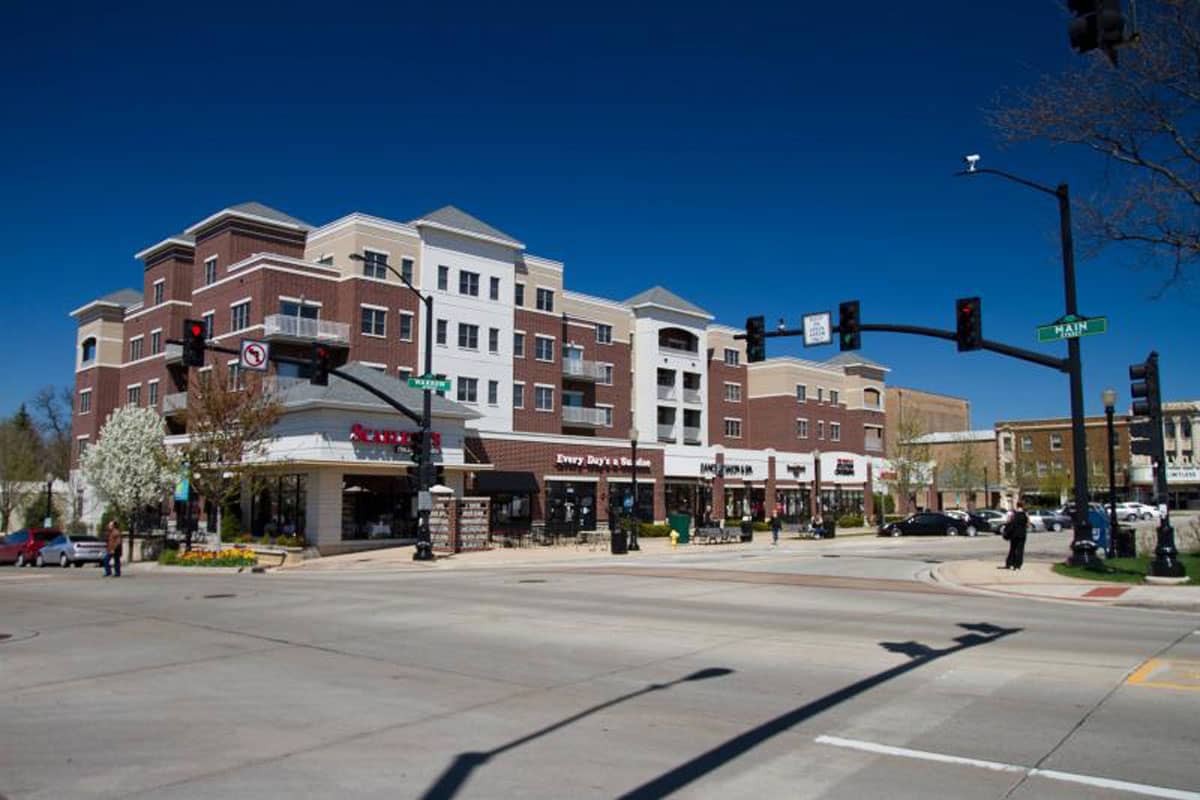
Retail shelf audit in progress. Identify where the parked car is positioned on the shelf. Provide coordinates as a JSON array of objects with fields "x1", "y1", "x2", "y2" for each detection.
[
  {"x1": 1115, "y1": 502, "x2": 1160, "y2": 522},
  {"x1": 879, "y1": 512, "x2": 974, "y2": 537},
  {"x1": 0, "y1": 528, "x2": 61, "y2": 567},
  {"x1": 943, "y1": 509, "x2": 989, "y2": 536},
  {"x1": 36, "y1": 533, "x2": 107, "y2": 567},
  {"x1": 974, "y1": 509, "x2": 1008, "y2": 534},
  {"x1": 1028, "y1": 509, "x2": 1071, "y2": 532}
]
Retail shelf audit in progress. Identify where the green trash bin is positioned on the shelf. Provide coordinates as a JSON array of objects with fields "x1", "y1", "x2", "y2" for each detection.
[{"x1": 668, "y1": 513, "x2": 691, "y2": 544}]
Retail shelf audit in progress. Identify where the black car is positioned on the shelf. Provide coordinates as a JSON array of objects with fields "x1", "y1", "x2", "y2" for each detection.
[{"x1": 878, "y1": 512, "x2": 973, "y2": 538}]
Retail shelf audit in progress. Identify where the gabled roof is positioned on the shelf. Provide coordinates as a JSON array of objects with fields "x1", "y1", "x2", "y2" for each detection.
[
  {"x1": 412, "y1": 205, "x2": 523, "y2": 248},
  {"x1": 184, "y1": 201, "x2": 312, "y2": 235},
  {"x1": 624, "y1": 286, "x2": 712, "y2": 319},
  {"x1": 274, "y1": 363, "x2": 480, "y2": 420},
  {"x1": 69, "y1": 288, "x2": 144, "y2": 319},
  {"x1": 825, "y1": 352, "x2": 888, "y2": 370}
]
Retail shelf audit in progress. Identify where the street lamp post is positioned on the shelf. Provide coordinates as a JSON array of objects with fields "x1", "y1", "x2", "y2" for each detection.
[
  {"x1": 628, "y1": 427, "x2": 640, "y2": 551},
  {"x1": 350, "y1": 253, "x2": 436, "y2": 561},
  {"x1": 43, "y1": 472, "x2": 54, "y2": 528},
  {"x1": 1103, "y1": 388, "x2": 1120, "y2": 558},
  {"x1": 959, "y1": 164, "x2": 1099, "y2": 567}
]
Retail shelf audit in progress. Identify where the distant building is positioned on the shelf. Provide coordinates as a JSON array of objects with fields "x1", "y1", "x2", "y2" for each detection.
[
  {"x1": 908, "y1": 430, "x2": 998, "y2": 510},
  {"x1": 884, "y1": 387, "x2": 970, "y2": 457}
]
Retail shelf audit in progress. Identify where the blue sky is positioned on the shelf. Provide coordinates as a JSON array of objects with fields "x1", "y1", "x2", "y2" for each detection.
[{"x1": 1, "y1": 1, "x2": 1195, "y2": 427}]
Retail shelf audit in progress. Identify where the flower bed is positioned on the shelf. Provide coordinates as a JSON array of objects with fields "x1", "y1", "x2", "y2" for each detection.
[{"x1": 159, "y1": 547, "x2": 258, "y2": 568}]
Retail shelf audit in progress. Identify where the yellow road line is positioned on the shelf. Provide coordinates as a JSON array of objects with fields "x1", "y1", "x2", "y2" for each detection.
[{"x1": 1127, "y1": 658, "x2": 1200, "y2": 692}]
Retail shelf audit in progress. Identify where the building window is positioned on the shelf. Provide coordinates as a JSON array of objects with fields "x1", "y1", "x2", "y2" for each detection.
[
  {"x1": 398, "y1": 312, "x2": 413, "y2": 341},
  {"x1": 1050, "y1": 433, "x2": 1063, "y2": 451},
  {"x1": 150, "y1": 330, "x2": 162, "y2": 355},
  {"x1": 535, "y1": 385, "x2": 554, "y2": 411},
  {"x1": 148, "y1": 380, "x2": 159, "y2": 406},
  {"x1": 514, "y1": 331, "x2": 525, "y2": 357},
  {"x1": 599, "y1": 363, "x2": 614, "y2": 385},
  {"x1": 459, "y1": 270, "x2": 480, "y2": 296},
  {"x1": 863, "y1": 387, "x2": 881, "y2": 409},
  {"x1": 535, "y1": 335, "x2": 554, "y2": 362},
  {"x1": 1165, "y1": 420, "x2": 1176, "y2": 438},
  {"x1": 400, "y1": 257, "x2": 414, "y2": 284},
  {"x1": 457, "y1": 377, "x2": 478, "y2": 403},
  {"x1": 361, "y1": 307, "x2": 386, "y2": 337},
  {"x1": 596, "y1": 324, "x2": 612, "y2": 344},
  {"x1": 796, "y1": 418, "x2": 808, "y2": 438},
  {"x1": 829, "y1": 390, "x2": 839, "y2": 405},
  {"x1": 153, "y1": 280, "x2": 164, "y2": 306},
  {"x1": 77, "y1": 437, "x2": 89, "y2": 458},
  {"x1": 817, "y1": 387, "x2": 825, "y2": 403},
  {"x1": 362, "y1": 250, "x2": 388, "y2": 279},
  {"x1": 204, "y1": 256, "x2": 217, "y2": 286},
  {"x1": 817, "y1": 421, "x2": 825, "y2": 440},
  {"x1": 514, "y1": 283, "x2": 525, "y2": 306},
  {"x1": 129, "y1": 337, "x2": 144, "y2": 361},
  {"x1": 488, "y1": 380, "x2": 499, "y2": 405},
  {"x1": 1183, "y1": 420, "x2": 1193, "y2": 438},
  {"x1": 1037, "y1": 462, "x2": 1048, "y2": 477},
  {"x1": 488, "y1": 327, "x2": 499, "y2": 354},
  {"x1": 724, "y1": 418, "x2": 742, "y2": 439},
  {"x1": 513, "y1": 382, "x2": 525, "y2": 409},
  {"x1": 229, "y1": 362, "x2": 244, "y2": 390},
  {"x1": 79, "y1": 390, "x2": 91, "y2": 414},
  {"x1": 830, "y1": 422, "x2": 841, "y2": 442},
  {"x1": 127, "y1": 385, "x2": 141, "y2": 406},
  {"x1": 725, "y1": 382, "x2": 742, "y2": 402},
  {"x1": 600, "y1": 406, "x2": 614, "y2": 427},
  {"x1": 723, "y1": 348, "x2": 740, "y2": 367},
  {"x1": 536, "y1": 287, "x2": 554, "y2": 312},
  {"x1": 202, "y1": 312, "x2": 214, "y2": 339},
  {"x1": 398, "y1": 368, "x2": 412, "y2": 381},
  {"x1": 796, "y1": 384, "x2": 807, "y2": 402},
  {"x1": 490, "y1": 276, "x2": 500, "y2": 300},
  {"x1": 458, "y1": 323, "x2": 479, "y2": 350},
  {"x1": 80, "y1": 337, "x2": 96, "y2": 364},
  {"x1": 1003, "y1": 435, "x2": 1013, "y2": 452},
  {"x1": 278, "y1": 300, "x2": 316, "y2": 321},
  {"x1": 1021, "y1": 435, "x2": 1033, "y2": 452},
  {"x1": 436, "y1": 320, "x2": 450, "y2": 346},
  {"x1": 231, "y1": 301, "x2": 251, "y2": 332},
  {"x1": 437, "y1": 265, "x2": 449, "y2": 291}
]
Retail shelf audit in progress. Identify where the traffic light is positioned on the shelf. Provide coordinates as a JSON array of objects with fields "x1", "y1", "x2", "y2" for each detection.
[
  {"x1": 838, "y1": 301, "x2": 860, "y2": 352},
  {"x1": 955, "y1": 297, "x2": 982, "y2": 352},
  {"x1": 1129, "y1": 353, "x2": 1161, "y2": 419},
  {"x1": 408, "y1": 433, "x2": 426, "y2": 465},
  {"x1": 1129, "y1": 419, "x2": 1155, "y2": 457},
  {"x1": 745, "y1": 316, "x2": 766, "y2": 363},
  {"x1": 1068, "y1": 0, "x2": 1125, "y2": 65},
  {"x1": 182, "y1": 319, "x2": 207, "y2": 367},
  {"x1": 311, "y1": 343, "x2": 334, "y2": 386}
]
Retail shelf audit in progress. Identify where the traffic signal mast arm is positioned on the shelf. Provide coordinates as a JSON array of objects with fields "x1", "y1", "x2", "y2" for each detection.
[
  {"x1": 164, "y1": 339, "x2": 425, "y2": 426},
  {"x1": 736, "y1": 323, "x2": 1068, "y2": 373}
]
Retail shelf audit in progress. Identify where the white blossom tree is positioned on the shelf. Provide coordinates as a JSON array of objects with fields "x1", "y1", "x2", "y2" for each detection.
[{"x1": 82, "y1": 406, "x2": 177, "y2": 536}]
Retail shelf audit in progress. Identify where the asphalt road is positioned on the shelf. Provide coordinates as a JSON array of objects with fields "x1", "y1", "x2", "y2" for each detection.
[{"x1": 1, "y1": 532, "x2": 1198, "y2": 800}]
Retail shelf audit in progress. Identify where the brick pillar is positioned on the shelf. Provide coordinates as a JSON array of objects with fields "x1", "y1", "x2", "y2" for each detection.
[
  {"x1": 864, "y1": 461, "x2": 874, "y2": 522},
  {"x1": 766, "y1": 453, "x2": 777, "y2": 518},
  {"x1": 713, "y1": 451, "x2": 726, "y2": 523},
  {"x1": 651, "y1": 464, "x2": 665, "y2": 524}
]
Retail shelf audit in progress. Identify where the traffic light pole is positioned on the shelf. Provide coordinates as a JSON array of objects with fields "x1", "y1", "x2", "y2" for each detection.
[{"x1": 416, "y1": 293, "x2": 435, "y2": 562}]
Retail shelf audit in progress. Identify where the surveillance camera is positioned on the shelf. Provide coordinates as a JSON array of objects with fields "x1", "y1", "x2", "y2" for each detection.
[{"x1": 964, "y1": 154, "x2": 981, "y2": 172}]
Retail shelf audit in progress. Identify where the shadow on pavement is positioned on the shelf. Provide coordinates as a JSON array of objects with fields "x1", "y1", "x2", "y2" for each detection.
[{"x1": 419, "y1": 667, "x2": 735, "y2": 800}]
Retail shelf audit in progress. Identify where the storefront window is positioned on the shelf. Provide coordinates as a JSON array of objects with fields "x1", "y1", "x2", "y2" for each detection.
[
  {"x1": 609, "y1": 481, "x2": 654, "y2": 524},
  {"x1": 775, "y1": 488, "x2": 811, "y2": 522},
  {"x1": 250, "y1": 474, "x2": 308, "y2": 540},
  {"x1": 546, "y1": 481, "x2": 597, "y2": 532},
  {"x1": 819, "y1": 488, "x2": 864, "y2": 517},
  {"x1": 341, "y1": 474, "x2": 415, "y2": 540},
  {"x1": 723, "y1": 488, "x2": 765, "y2": 521}
]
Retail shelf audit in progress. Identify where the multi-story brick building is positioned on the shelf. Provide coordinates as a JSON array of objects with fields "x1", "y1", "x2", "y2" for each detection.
[
  {"x1": 994, "y1": 415, "x2": 1134, "y2": 509},
  {"x1": 69, "y1": 201, "x2": 897, "y2": 551}
]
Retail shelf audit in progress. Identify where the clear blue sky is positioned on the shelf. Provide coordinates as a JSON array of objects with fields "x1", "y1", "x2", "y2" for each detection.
[{"x1": 2, "y1": 1, "x2": 1195, "y2": 427}]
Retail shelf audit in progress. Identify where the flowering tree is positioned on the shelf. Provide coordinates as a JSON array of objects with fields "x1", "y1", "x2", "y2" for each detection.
[{"x1": 82, "y1": 406, "x2": 177, "y2": 535}]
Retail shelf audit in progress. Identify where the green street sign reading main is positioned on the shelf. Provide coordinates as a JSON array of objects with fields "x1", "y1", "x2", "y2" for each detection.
[
  {"x1": 1036, "y1": 315, "x2": 1108, "y2": 343},
  {"x1": 408, "y1": 375, "x2": 451, "y2": 392}
]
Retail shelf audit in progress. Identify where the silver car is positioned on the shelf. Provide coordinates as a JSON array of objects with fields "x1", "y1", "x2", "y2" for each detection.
[{"x1": 36, "y1": 534, "x2": 107, "y2": 567}]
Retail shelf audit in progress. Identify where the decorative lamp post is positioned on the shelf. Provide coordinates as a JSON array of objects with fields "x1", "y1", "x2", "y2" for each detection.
[
  {"x1": 1102, "y1": 387, "x2": 1119, "y2": 558},
  {"x1": 43, "y1": 472, "x2": 54, "y2": 528},
  {"x1": 629, "y1": 426, "x2": 640, "y2": 551}
]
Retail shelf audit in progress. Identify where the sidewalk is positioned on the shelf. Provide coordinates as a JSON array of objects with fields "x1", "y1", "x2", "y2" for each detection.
[{"x1": 930, "y1": 559, "x2": 1200, "y2": 613}]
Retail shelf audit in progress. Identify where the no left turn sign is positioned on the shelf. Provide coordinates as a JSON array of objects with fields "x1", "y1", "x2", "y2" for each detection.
[{"x1": 240, "y1": 339, "x2": 270, "y2": 372}]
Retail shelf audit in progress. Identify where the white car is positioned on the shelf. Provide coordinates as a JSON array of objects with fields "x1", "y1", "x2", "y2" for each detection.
[{"x1": 1115, "y1": 502, "x2": 1159, "y2": 522}]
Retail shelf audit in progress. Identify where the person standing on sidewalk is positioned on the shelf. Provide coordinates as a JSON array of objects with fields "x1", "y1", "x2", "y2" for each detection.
[
  {"x1": 1003, "y1": 503, "x2": 1029, "y2": 571},
  {"x1": 771, "y1": 513, "x2": 782, "y2": 545},
  {"x1": 103, "y1": 520, "x2": 122, "y2": 578}
]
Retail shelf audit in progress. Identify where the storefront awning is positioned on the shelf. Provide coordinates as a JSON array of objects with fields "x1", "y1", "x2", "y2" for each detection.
[{"x1": 474, "y1": 471, "x2": 540, "y2": 494}]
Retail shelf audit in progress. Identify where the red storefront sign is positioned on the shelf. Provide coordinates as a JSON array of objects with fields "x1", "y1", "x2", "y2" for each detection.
[{"x1": 350, "y1": 424, "x2": 442, "y2": 448}]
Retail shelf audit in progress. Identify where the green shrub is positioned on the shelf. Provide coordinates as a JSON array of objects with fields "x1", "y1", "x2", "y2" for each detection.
[
  {"x1": 837, "y1": 513, "x2": 864, "y2": 528},
  {"x1": 271, "y1": 534, "x2": 306, "y2": 548},
  {"x1": 219, "y1": 504, "x2": 240, "y2": 541},
  {"x1": 752, "y1": 521, "x2": 771, "y2": 532},
  {"x1": 638, "y1": 523, "x2": 673, "y2": 538}
]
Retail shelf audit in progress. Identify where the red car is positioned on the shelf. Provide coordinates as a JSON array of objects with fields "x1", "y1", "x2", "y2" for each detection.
[{"x1": 0, "y1": 528, "x2": 61, "y2": 567}]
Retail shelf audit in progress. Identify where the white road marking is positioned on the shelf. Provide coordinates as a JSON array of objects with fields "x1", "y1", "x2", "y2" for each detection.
[{"x1": 815, "y1": 735, "x2": 1200, "y2": 800}]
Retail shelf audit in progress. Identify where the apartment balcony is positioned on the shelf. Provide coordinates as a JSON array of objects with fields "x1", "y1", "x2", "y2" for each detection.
[
  {"x1": 656, "y1": 385, "x2": 677, "y2": 401},
  {"x1": 683, "y1": 426, "x2": 702, "y2": 445},
  {"x1": 865, "y1": 439, "x2": 883, "y2": 452},
  {"x1": 263, "y1": 314, "x2": 350, "y2": 344},
  {"x1": 658, "y1": 345, "x2": 699, "y2": 360},
  {"x1": 657, "y1": 424, "x2": 676, "y2": 443},
  {"x1": 562, "y1": 405, "x2": 607, "y2": 428},
  {"x1": 162, "y1": 392, "x2": 188, "y2": 416},
  {"x1": 562, "y1": 358, "x2": 604, "y2": 382},
  {"x1": 682, "y1": 388, "x2": 702, "y2": 405}
]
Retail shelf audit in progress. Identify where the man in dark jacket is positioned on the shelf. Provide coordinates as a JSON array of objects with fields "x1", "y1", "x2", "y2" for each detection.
[
  {"x1": 103, "y1": 520, "x2": 122, "y2": 578},
  {"x1": 1003, "y1": 503, "x2": 1029, "y2": 571}
]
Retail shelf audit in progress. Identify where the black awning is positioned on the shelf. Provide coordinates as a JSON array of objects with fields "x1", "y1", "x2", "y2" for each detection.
[{"x1": 474, "y1": 471, "x2": 540, "y2": 494}]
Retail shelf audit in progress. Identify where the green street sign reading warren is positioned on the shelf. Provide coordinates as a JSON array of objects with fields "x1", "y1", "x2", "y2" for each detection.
[
  {"x1": 1037, "y1": 315, "x2": 1108, "y2": 343},
  {"x1": 408, "y1": 375, "x2": 451, "y2": 392}
]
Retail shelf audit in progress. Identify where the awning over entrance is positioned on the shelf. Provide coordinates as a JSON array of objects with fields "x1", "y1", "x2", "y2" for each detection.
[{"x1": 474, "y1": 471, "x2": 540, "y2": 494}]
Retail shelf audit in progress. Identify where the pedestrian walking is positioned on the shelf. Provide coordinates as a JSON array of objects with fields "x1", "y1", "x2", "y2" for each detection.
[
  {"x1": 103, "y1": 520, "x2": 122, "y2": 578},
  {"x1": 771, "y1": 514, "x2": 782, "y2": 545},
  {"x1": 1002, "y1": 503, "x2": 1029, "y2": 571}
]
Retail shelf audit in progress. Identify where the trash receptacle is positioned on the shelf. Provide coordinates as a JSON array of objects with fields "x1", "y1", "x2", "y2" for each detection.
[
  {"x1": 1115, "y1": 526, "x2": 1136, "y2": 558},
  {"x1": 611, "y1": 528, "x2": 628, "y2": 555},
  {"x1": 740, "y1": 518, "x2": 754, "y2": 542},
  {"x1": 668, "y1": 513, "x2": 691, "y2": 544},
  {"x1": 825, "y1": 519, "x2": 837, "y2": 539}
]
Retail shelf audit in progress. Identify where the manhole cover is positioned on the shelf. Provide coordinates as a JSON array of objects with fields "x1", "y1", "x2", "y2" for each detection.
[
  {"x1": 203, "y1": 593, "x2": 237, "y2": 599},
  {"x1": 517, "y1": 579, "x2": 547, "y2": 584},
  {"x1": 0, "y1": 633, "x2": 11, "y2": 642}
]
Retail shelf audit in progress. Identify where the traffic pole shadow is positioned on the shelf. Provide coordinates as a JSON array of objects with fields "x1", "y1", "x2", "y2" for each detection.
[
  {"x1": 616, "y1": 622, "x2": 1022, "y2": 800},
  {"x1": 419, "y1": 667, "x2": 735, "y2": 800}
]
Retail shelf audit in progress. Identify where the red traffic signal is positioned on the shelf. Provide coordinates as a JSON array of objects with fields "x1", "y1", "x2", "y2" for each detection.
[
  {"x1": 182, "y1": 319, "x2": 207, "y2": 367},
  {"x1": 955, "y1": 297, "x2": 982, "y2": 352}
]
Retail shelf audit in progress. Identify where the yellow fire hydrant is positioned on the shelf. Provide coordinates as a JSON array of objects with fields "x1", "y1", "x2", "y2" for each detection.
[{"x1": 670, "y1": 531, "x2": 679, "y2": 549}]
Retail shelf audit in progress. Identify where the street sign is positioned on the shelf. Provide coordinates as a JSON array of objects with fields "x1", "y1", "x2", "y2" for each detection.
[
  {"x1": 417, "y1": 490, "x2": 433, "y2": 511},
  {"x1": 802, "y1": 312, "x2": 832, "y2": 347},
  {"x1": 239, "y1": 339, "x2": 270, "y2": 372},
  {"x1": 408, "y1": 375, "x2": 452, "y2": 392},
  {"x1": 1036, "y1": 315, "x2": 1108, "y2": 343}
]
